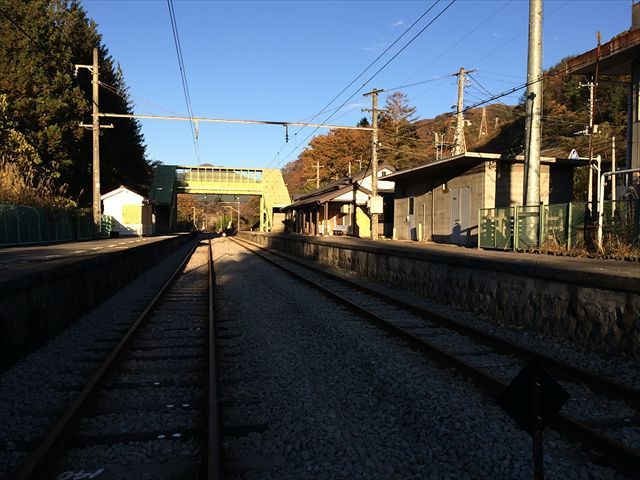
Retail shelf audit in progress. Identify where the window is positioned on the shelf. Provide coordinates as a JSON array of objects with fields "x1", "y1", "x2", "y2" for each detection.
[{"x1": 408, "y1": 197, "x2": 415, "y2": 215}]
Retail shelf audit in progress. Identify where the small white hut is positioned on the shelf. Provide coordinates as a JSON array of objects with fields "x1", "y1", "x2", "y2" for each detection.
[{"x1": 101, "y1": 186, "x2": 154, "y2": 236}]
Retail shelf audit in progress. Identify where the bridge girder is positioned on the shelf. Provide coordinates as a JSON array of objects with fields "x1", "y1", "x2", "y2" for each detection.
[{"x1": 150, "y1": 165, "x2": 290, "y2": 232}]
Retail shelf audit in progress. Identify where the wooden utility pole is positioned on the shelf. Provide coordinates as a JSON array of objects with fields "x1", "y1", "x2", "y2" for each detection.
[
  {"x1": 452, "y1": 67, "x2": 475, "y2": 156},
  {"x1": 363, "y1": 88, "x2": 384, "y2": 240},
  {"x1": 91, "y1": 48, "x2": 101, "y2": 235},
  {"x1": 524, "y1": 0, "x2": 543, "y2": 207},
  {"x1": 76, "y1": 48, "x2": 104, "y2": 236}
]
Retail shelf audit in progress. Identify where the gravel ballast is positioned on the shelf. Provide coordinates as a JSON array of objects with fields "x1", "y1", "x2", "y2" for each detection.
[
  {"x1": 0, "y1": 238, "x2": 199, "y2": 479},
  {"x1": 213, "y1": 238, "x2": 626, "y2": 479}
]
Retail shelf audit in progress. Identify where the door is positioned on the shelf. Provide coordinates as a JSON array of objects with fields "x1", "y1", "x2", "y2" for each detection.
[
  {"x1": 408, "y1": 197, "x2": 416, "y2": 240},
  {"x1": 450, "y1": 187, "x2": 471, "y2": 245}
]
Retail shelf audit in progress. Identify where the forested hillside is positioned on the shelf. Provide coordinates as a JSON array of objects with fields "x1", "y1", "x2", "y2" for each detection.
[
  {"x1": 0, "y1": 0, "x2": 150, "y2": 209},
  {"x1": 283, "y1": 58, "x2": 628, "y2": 201}
]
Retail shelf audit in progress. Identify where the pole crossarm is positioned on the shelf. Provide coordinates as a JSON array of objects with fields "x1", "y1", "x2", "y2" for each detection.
[{"x1": 99, "y1": 112, "x2": 373, "y2": 131}]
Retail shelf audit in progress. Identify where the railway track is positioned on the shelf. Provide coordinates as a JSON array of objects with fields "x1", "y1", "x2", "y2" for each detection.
[
  {"x1": 14, "y1": 237, "x2": 220, "y2": 480},
  {"x1": 231, "y1": 236, "x2": 640, "y2": 478}
]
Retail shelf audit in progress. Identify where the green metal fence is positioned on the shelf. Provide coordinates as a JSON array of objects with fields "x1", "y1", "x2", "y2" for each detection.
[
  {"x1": 479, "y1": 200, "x2": 640, "y2": 250},
  {"x1": 478, "y1": 207, "x2": 514, "y2": 250},
  {"x1": 0, "y1": 204, "x2": 95, "y2": 246}
]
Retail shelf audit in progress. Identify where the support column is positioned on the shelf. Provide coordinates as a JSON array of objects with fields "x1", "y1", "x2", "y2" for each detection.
[{"x1": 524, "y1": 0, "x2": 543, "y2": 207}]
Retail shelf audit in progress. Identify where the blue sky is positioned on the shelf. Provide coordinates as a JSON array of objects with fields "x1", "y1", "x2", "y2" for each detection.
[{"x1": 82, "y1": 0, "x2": 631, "y2": 170}]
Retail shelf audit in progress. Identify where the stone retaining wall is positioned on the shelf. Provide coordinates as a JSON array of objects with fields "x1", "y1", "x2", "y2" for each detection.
[
  {"x1": 239, "y1": 232, "x2": 640, "y2": 356},
  {"x1": 0, "y1": 234, "x2": 195, "y2": 370}
]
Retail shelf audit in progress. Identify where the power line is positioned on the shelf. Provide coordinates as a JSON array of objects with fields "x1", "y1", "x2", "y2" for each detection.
[
  {"x1": 451, "y1": 47, "x2": 613, "y2": 119},
  {"x1": 279, "y1": 1, "x2": 444, "y2": 151},
  {"x1": 266, "y1": 0, "x2": 444, "y2": 169},
  {"x1": 167, "y1": 0, "x2": 200, "y2": 164},
  {"x1": 401, "y1": 0, "x2": 513, "y2": 85},
  {"x1": 383, "y1": 74, "x2": 451, "y2": 93},
  {"x1": 0, "y1": 7, "x2": 40, "y2": 47},
  {"x1": 272, "y1": 0, "x2": 456, "y2": 169},
  {"x1": 470, "y1": 0, "x2": 570, "y2": 68}
]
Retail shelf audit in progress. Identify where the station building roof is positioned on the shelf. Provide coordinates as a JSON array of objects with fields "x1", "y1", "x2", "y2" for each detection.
[{"x1": 383, "y1": 152, "x2": 588, "y2": 183}]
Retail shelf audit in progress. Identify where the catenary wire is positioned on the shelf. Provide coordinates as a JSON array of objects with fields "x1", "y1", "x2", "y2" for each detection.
[
  {"x1": 167, "y1": 0, "x2": 200, "y2": 164},
  {"x1": 273, "y1": 0, "x2": 456, "y2": 169},
  {"x1": 266, "y1": 0, "x2": 445, "y2": 169}
]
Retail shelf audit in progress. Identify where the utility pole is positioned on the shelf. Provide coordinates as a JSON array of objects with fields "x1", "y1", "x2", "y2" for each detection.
[
  {"x1": 76, "y1": 48, "x2": 112, "y2": 237},
  {"x1": 523, "y1": 0, "x2": 543, "y2": 207},
  {"x1": 315, "y1": 161, "x2": 324, "y2": 189},
  {"x1": 452, "y1": 67, "x2": 475, "y2": 156},
  {"x1": 433, "y1": 132, "x2": 448, "y2": 160},
  {"x1": 91, "y1": 48, "x2": 100, "y2": 235},
  {"x1": 363, "y1": 88, "x2": 384, "y2": 240},
  {"x1": 612, "y1": 136, "x2": 617, "y2": 215}
]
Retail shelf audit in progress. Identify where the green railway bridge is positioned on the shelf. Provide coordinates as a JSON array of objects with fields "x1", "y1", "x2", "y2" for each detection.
[{"x1": 149, "y1": 165, "x2": 290, "y2": 232}]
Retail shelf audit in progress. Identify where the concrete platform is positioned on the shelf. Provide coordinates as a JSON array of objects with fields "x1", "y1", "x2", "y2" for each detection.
[
  {"x1": 0, "y1": 234, "x2": 195, "y2": 370},
  {"x1": 0, "y1": 236, "x2": 180, "y2": 289},
  {"x1": 239, "y1": 232, "x2": 640, "y2": 355}
]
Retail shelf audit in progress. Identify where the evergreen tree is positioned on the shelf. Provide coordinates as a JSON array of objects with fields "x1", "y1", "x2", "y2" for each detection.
[
  {"x1": 0, "y1": 0, "x2": 150, "y2": 206},
  {"x1": 378, "y1": 92, "x2": 423, "y2": 170}
]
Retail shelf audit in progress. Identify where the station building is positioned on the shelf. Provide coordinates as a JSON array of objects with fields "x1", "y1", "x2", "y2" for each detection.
[
  {"x1": 282, "y1": 165, "x2": 395, "y2": 238},
  {"x1": 384, "y1": 152, "x2": 585, "y2": 246}
]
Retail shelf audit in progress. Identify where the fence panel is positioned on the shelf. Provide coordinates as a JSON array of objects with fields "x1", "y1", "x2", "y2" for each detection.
[
  {"x1": 478, "y1": 207, "x2": 513, "y2": 249},
  {"x1": 543, "y1": 203, "x2": 568, "y2": 247},
  {"x1": 602, "y1": 199, "x2": 640, "y2": 247},
  {"x1": 0, "y1": 204, "x2": 97, "y2": 246},
  {"x1": 515, "y1": 205, "x2": 541, "y2": 250}
]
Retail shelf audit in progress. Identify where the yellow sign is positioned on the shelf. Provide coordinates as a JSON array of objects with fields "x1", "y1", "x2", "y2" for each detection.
[{"x1": 122, "y1": 204, "x2": 141, "y2": 224}]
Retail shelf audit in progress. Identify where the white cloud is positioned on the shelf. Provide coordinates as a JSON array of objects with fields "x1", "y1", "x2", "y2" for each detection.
[
  {"x1": 358, "y1": 42, "x2": 388, "y2": 54},
  {"x1": 392, "y1": 20, "x2": 405, "y2": 27}
]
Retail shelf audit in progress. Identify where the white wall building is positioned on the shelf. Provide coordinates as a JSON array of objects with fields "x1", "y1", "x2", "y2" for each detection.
[{"x1": 101, "y1": 186, "x2": 154, "y2": 236}]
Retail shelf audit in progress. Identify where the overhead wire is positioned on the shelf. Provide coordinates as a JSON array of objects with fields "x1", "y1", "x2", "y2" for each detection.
[
  {"x1": 272, "y1": 0, "x2": 457, "y2": 169},
  {"x1": 469, "y1": 0, "x2": 570, "y2": 68},
  {"x1": 267, "y1": 0, "x2": 445, "y2": 168},
  {"x1": 401, "y1": 0, "x2": 514, "y2": 85},
  {"x1": 167, "y1": 0, "x2": 200, "y2": 164},
  {"x1": 382, "y1": 74, "x2": 451, "y2": 94}
]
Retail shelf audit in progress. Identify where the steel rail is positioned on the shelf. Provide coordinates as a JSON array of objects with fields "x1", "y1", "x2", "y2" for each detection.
[
  {"x1": 230, "y1": 236, "x2": 640, "y2": 477},
  {"x1": 233, "y1": 237, "x2": 640, "y2": 408},
  {"x1": 207, "y1": 239, "x2": 222, "y2": 480},
  {"x1": 15, "y1": 237, "x2": 202, "y2": 480}
]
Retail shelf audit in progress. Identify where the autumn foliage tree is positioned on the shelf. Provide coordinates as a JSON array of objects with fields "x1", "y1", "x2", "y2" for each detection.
[
  {"x1": 283, "y1": 119, "x2": 370, "y2": 193},
  {"x1": 282, "y1": 93, "x2": 428, "y2": 194}
]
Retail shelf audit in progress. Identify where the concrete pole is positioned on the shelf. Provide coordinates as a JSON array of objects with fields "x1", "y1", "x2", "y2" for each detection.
[
  {"x1": 371, "y1": 90, "x2": 379, "y2": 240},
  {"x1": 91, "y1": 47, "x2": 101, "y2": 235},
  {"x1": 597, "y1": 155, "x2": 605, "y2": 251},
  {"x1": 587, "y1": 82, "x2": 595, "y2": 208},
  {"x1": 454, "y1": 67, "x2": 466, "y2": 156},
  {"x1": 316, "y1": 161, "x2": 321, "y2": 189},
  {"x1": 611, "y1": 136, "x2": 617, "y2": 216},
  {"x1": 524, "y1": 0, "x2": 543, "y2": 207},
  {"x1": 363, "y1": 88, "x2": 383, "y2": 239}
]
